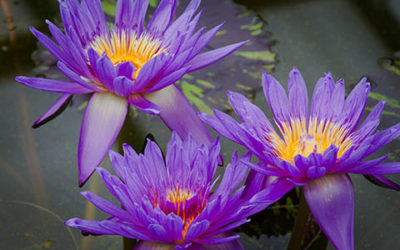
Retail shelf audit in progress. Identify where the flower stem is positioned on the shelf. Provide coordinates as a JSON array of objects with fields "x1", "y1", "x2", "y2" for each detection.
[
  {"x1": 287, "y1": 193, "x2": 328, "y2": 250},
  {"x1": 117, "y1": 117, "x2": 155, "y2": 249},
  {"x1": 123, "y1": 238, "x2": 137, "y2": 250}
]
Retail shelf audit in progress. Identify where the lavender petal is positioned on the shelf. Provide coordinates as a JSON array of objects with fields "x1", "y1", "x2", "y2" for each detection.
[{"x1": 78, "y1": 92, "x2": 128, "y2": 186}]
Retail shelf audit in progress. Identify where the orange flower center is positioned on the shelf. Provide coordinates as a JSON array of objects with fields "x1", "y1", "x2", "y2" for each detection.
[
  {"x1": 266, "y1": 118, "x2": 353, "y2": 163},
  {"x1": 165, "y1": 185, "x2": 207, "y2": 240},
  {"x1": 90, "y1": 29, "x2": 166, "y2": 78}
]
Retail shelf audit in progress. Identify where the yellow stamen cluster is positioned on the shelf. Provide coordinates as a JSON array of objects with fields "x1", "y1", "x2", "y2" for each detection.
[
  {"x1": 267, "y1": 118, "x2": 352, "y2": 163},
  {"x1": 166, "y1": 186, "x2": 206, "y2": 240},
  {"x1": 90, "y1": 29, "x2": 166, "y2": 78},
  {"x1": 166, "y1": 187, "x2": 195, "y2": 210}
]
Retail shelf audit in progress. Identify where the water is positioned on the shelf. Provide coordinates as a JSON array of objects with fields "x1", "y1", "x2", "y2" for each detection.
[{"x1": 0, "y1": 0, "x2": 399, "y2": 249}]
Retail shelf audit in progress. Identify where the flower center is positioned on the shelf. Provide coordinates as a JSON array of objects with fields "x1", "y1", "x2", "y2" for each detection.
[
  {"x1": 163, "y1": 185, "x2": 207, "y2": 240},
  {"x1": 267, "y1": 118, "x2": 353, "y2": 163},
  {"x1": 167, "y1": 187, "x2": 195, "y2": 204},
  {"x1": 90, "y1": 29, "x2": 166, "y2": 78}
]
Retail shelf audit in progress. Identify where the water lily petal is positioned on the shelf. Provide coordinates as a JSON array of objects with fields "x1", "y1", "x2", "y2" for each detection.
[
  {"x1": 128, "y1": 94, "x2": 160, "y2": 115},
  {"x1": 15, "y1": 76, "x2": 93, "y2": 94},
  {"x1": 78, "y1": 92, "x2": 128, "y2": 186},
  {"x1": 116, "y1": 0, "x2": 149, "y2": 33},
  {"x1": 64, "y1": 218, "x2": 113, "y2": 235},
  {"x1": 116, "y1": 61, "x2": 135, "y2": 79},
  {"x1": 262, "y1": 72, "x2": 290, "y2": 126},
  {"x1": 364, "y1": 174, "x2": 400, "y2": 191},
  {"x1": 342, "y1": 78, "x2": 370, "y2": 132},
  {"x1": 187, "y1": 41, "x2": 248, "y2": 72},
  {"x1": 29, "y1": 26, "x2": 66, "y2": 63},
  {"x1": 288, "y1": 67, "x2": 308, "y2": 119},
  {"x1": 145, "y1": 85, "x2": 214, "y2": 149},
  {"x1": 57, "y1": 61, "x2": 100, "y2": 91},
  {"x1": 113, "y1": 76, "x2": 134, "y2": 97},
  {"x1": 33, "y1": 93, "x2": 72, "y2": 128},
  {"x1": 147, "y1": 0, "x2": 177, "y2": 35},
  {"x1": 303, "y1": 174, "x2": 354, "y2": 250},
  {"x1": 353, "y1": 162, "x2": 400, "y2": 175}
]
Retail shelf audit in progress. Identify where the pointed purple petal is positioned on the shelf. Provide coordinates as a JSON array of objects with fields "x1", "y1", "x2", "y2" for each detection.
[
  {"x1": 353, "y1": 162, "x2": 400, "y2": 175},
  {"x1": 145, "y1": 85, "x2": 214, "y2": 148},
  {"x1": 198, "y1": 112, "x2": 238, "y2": 143},
  {"x1": 147, "y1": 224, "x2": 169, "y2": 242},
  {"x1": 115, "y1": 0, "x2": 133, "y2": 29},
  {"x1": 80, "y1": 191, "x2": 133, "y2": 222},
  {"x1": 33, "y1": 93, "x2": 72, "y2": 128},
  {"x1": 116, "y1": 0, "x2": 149, "y2": 33},
  {"x1": 113, "y1": 76, "x2": 134, "y2": 97},
  {"x1": 303, "y1": 174, "x2": 354, "y2": 250},
  {"x1": 133, "y1": 53, "x2": 170, "y2": 93},
  {"x1": 78, "y1": 92, "x2": 128, "y2": 186},
  {"x1": 262, "y1": 72, "x2": 290, "y2": 125},
  {"x1": 330, "y1": 79, "x2": 346, "y2": 122},
  {"x1": 189, "y1": 23, "x2": 224, "y2": 58},
  {"x1": 64, "y1": 218, "x2": 113, "y2": 235},
  {"x1": 95, "y1": 54, "x2": 116, "y2": 92},
  {"x1": 288, "y1": 67, "x2": 308, "y2": 119},
  {"x1": 187, "y1": 41, "x2": 248, "y2": 72},
  {"x1": 364, "y1": 123, "x2": 400, "y2": 157},
  {"x1": 147, "y1": 0, "x2": 177, "y2": 35},
  {"x1": 143, "y1": 67, "x2": 190, "y2": 93},
  {"x1": 364, "y1": 174, "x2": 400, "y2": 191},
  {"x1": 360, "y1": 101, "x2": 385, "y2": 128},
  {"x1": 128, "y1": 94, "x2": 160, "y2": 115},
  {"x1": 29, "y1": 26, "x2": 66, "y2": 62},
  {"x1": 57, "y1": 61, "x2": 100, "y2": 91},
  {"x1": 15, "y1": 76, "x2": 93, "y2": 94},
  {"x1": 185, "y1": 220, "x2": 210, "y2": 241},
  {"x1": 116, "y1": 61, "x2": 135, "y2": 79},
  {"x1": 342, "y1": 78, "x2": 370, "y2": 129},
  {"x1": 248, "y1": 177, "x2": 294, "y2": 213},
  {"x1": 310, "y1": 73, "x2": 335, "y2": 121},
  {"x1": 226, "y1": 90, "x2": 276, "y2": 140}
]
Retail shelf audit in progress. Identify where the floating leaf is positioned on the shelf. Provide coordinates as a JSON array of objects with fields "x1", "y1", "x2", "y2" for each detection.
[
  {"x1": 101, "y1": 0, "x2": 116, "y2": 16},
  {"x1": 369, "y1": 91, "x2": 400, "y2": 109},
  {"x1": 380, "y1": 51, "x2": 400, "y2": 76},
  {"x1": 149, "y1": 0, "x2": 159, "y2": 8}
]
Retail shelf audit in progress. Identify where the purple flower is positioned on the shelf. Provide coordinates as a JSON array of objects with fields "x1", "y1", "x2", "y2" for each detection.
[
  {"x1": 65, "y1": 133, "x2": 292, "y2": 248},
  {"x1": 15, "y1": 0, "x2": 247, "y2": 186},
  {"x1": 200, "y1": 67, "x2": 400, "y2": 250}
]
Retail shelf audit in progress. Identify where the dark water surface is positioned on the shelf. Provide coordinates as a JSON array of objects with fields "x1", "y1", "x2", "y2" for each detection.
[{"x1": 0, "y1": 0, "x2": 399, "y2": 249}]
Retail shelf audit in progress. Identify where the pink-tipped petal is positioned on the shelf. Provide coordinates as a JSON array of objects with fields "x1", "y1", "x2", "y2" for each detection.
[
  {"x1": 78, "y1": 92, "x2": 128, "y2": 186},
  {"x1": 303, "y1": 174, "x2": 354, "y2": 250},
  {"x1": 33, "y1": 93, "x2": 72, "y2": 128},
  {"x1": 145, "y1": 85, "x2": 213, "y2": 146}
]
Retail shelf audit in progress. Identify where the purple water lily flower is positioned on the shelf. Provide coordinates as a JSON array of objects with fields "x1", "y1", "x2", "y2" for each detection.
[
  {"x1": 199, "y1": 67, "x2": 400, "y2": 250},
  {"x1": 65, "y1": 133, "x2": 292, "y2": 248},
  {"x1": 15, "y1": 0, "x2": 247, "y2": 186}
]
